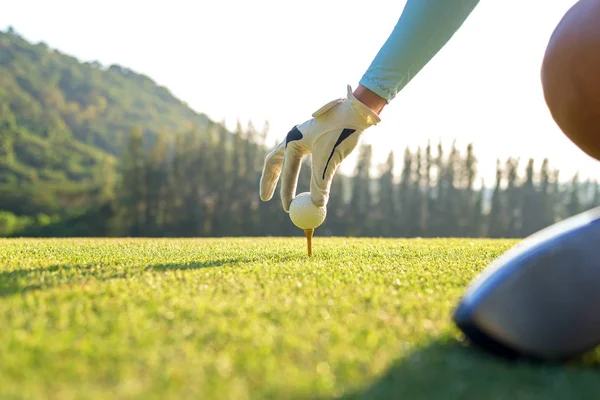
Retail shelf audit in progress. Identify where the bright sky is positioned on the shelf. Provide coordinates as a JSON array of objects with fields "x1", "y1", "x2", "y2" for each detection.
[{"x1": 3, "y1": 0, "x2": 600, "y2": 185}]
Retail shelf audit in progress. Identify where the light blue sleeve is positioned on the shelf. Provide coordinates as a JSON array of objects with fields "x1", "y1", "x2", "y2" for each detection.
[{"x1": 359, "y1": 0, "x2": 481, "y2": 102}]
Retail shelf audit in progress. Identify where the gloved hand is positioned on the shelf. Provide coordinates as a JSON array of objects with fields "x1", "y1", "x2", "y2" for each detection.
[{"x1": 259, "y1": 85, "x2": 381, "y2": 212}]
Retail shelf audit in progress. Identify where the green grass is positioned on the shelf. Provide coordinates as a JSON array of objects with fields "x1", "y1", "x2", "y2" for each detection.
[{"x1": 1, "y1": 237, "x2": 600, "y2": 399}]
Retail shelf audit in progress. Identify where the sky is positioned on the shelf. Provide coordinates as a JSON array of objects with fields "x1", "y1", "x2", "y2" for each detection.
[{"x1": 3, "y1": 0, "x2": 600, "y2": 186}]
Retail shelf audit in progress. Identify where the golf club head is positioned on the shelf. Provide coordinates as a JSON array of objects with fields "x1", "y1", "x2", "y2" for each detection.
[{"x1": 453, "y1": 206, "x2": 600, "y2": 361}]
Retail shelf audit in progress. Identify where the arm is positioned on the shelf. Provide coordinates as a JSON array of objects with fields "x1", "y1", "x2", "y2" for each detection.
[{"x1": 356, "y1": 0, "x2": 481, "y2": 111}]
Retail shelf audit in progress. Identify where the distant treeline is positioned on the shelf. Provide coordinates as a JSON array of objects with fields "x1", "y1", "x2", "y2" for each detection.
[{"x1": 7, "y1": 123, "x2": 599, "y2": 238}]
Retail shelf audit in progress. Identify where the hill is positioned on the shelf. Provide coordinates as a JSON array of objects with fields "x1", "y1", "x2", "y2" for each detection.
[{"x1": 0, "y1": 27, "x2": 212, "y2": 216}]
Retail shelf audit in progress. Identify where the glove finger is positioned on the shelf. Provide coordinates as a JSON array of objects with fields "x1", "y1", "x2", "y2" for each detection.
[
  {"x1": 280, "y1": 143, "x2": 305, "y2": 212},
  {"x1": 311, "y1": 129, "x2": 360, "y2": 208},
  {"x1": 259, "y1": 140, "x2": 285, "y2": 201}
]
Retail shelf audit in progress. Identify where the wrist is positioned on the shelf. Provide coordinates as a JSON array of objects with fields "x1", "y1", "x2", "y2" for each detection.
[{"x1": 353, "y1": 85, "x2": 387, "y2": 115}]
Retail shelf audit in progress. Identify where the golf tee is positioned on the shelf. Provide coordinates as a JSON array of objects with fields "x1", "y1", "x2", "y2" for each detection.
[{"x1": 304, "y1": 229, "x2": 314, "y2": 257}]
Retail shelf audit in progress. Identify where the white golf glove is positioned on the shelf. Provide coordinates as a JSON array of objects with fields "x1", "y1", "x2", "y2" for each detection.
[{"x1": 259, "y1": 85, "x2": 381, "y2": 212}]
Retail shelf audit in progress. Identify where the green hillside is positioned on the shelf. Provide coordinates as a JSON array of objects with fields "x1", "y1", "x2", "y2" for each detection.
[{"x1": 0, "y1": 28, "x2": 211, "y2": 216}]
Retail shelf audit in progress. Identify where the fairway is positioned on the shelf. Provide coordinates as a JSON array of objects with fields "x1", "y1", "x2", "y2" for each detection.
[{"x1": 2, "y1": 237, "x2": 600, "y2": 400}]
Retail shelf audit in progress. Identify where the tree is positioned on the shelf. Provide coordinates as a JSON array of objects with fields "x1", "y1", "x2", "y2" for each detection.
[
  {"x1": 567, "y1": 173, "x2": 582, "y2": 216},
  {"x1": 144, "y1": 130, "x2": 170, "y2": 235},
  {"x1": 376, "y1": 151, "x2": 396, "y2": 237},
  {"x1": 409, "y1": 147, "x2": 423, "y2": 236},
  {"x1": 0, "y1": 132, "x2": 14, "y2": 162},
  {"x1": 520, "y1": 158, "x2": 538, "y2": 236},
  {"x1": 420, "y1": 141, "x2": 433, "y2": 236},
  {"x1": 537, "y1": 158, "x2": 554, "y2": 228},
  {"x1": 488, "y1": 159, "x2": 506, "y2": 238},
  {"x1": 593, "y1": 180, "x2": 600, "y2": 208},
  {"x1": 504, "y1": 157, "x2": 520, "y2": 237},
  {"x1": 462, "y1": 143, "x2": 478, "y2": 236},
  {"x1": 438, "y1": 141, "x2": 460, "y2": 236},
  {"x1": 119, "y1": 127, "x2": 147, "y2": 236},
  {"x1": 350, "y1": 144, "x2": 373, "y2": 235},
  {"x1": 397, "y1": 147, "x2": 413, "y2": 237}
]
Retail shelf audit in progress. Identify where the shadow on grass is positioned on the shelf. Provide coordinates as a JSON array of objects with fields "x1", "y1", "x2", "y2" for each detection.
[
  {"x1": 0, "y1": 256, "x2": 261, "y2": 297},
  {"x1": 148, "y1": 258, "x2": 256, "y2": 271},
  {"x1": 335, "y1": 337, "x2": 600, "y2": 400},
  {"x1": 0, "y1": 264, "x2": 128, "y2": 298},
  {"x1": 147, "y1": 251, "x2": 309, "y2": 271}
]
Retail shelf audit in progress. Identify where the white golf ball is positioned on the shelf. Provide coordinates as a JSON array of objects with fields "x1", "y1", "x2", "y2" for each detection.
[{"x1": 289, "y1": 192, "x2": 327, "y2": 230}]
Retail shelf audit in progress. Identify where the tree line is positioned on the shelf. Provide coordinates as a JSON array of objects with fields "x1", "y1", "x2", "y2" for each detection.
[{"x1": 100, "y1": 123, "x2": 599, "y2": 238}]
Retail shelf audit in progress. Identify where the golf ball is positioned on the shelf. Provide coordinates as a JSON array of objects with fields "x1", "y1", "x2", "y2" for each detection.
[{"x1": 289, "y1": 192, "x2": 327, "y2": 230}]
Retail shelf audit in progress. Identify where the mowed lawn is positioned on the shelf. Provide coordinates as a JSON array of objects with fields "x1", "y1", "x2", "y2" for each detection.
[{"x1": 1, "y1": 237, "x2": 600, "y2": 400}]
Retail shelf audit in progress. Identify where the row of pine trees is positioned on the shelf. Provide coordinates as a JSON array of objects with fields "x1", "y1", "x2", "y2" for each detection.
[{"x1": 114, "y1": 123, "x2": 600, "y2": 238}]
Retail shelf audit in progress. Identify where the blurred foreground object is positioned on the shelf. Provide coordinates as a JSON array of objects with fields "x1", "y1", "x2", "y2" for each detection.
[
  {"x1": 453, "y1": 206, "x2": 600, "y2": 360},
  {"x1": 541, "y1": 0, "x2": 600, "y2": 161}
]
